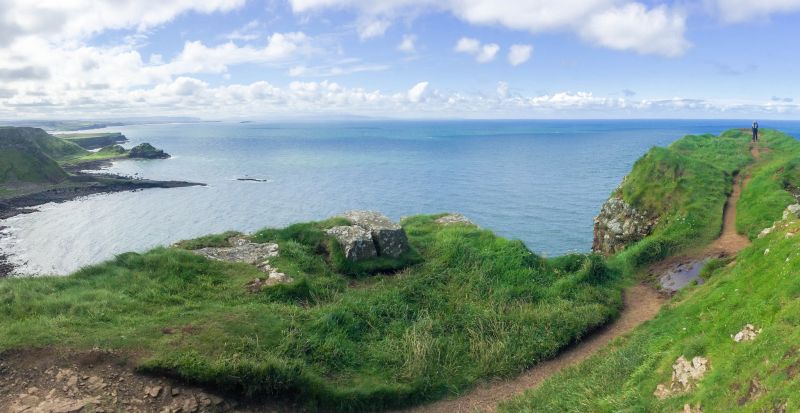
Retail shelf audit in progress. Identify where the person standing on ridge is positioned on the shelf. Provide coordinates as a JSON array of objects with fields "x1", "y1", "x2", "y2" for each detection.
[{"x1": 752, "y1": 121, "x2": 759, "y2": 142}]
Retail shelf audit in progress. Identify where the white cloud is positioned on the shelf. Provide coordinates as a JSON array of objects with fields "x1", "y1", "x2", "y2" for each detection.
[
  {"x1": 496, "y1": 81, "x2": 509, "y2": 98},
  {"x1": 168, "y1": 77, "x2": 208, "y2": 96},
  {"x1": 455, "y1": 37, "x2": 498, "y2": 63},
  {"x1": 508, "y1": 44, "x2": 533, "y2": 66},
  {"x1": 358, "y1": 18, "x2": 392, "y2": 39},
  {"x1": 580, "y1": 4, "x2": 690, "y2": 57},
  {"x1": 476, "y1": 43, "x2": 499, "y2": 63},
  {"x1": 454, "y1": 37, "x2": 480, "y2": 54},
  {"x1": 407, "y1": 81, "x2": 429, "y2": 102},
  {"x1": 153, "y1": 32, "x2": 313, "y2": 76},
  {"x1": 397, "y1": 34, "x2": 417, "y2": 53},
  {"x1": 225, "y1": 20, "x2": 261, "y2": 41},
  {"x1": 713, "y1": 0, "x2": 800, "y2": 22},
  {"x1": 0, "y1": 0, "x2": 246, "y2": 46},
  {"x1": 287, "y1": 0, "x2": 690, "y2": 56}
]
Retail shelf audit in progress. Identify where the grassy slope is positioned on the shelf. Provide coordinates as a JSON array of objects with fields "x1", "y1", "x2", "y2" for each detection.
[
  {"x1": 0, "y1": 215, "x2": 624, "y2": 411},
  {"x1": 0, "y1": 127, "x2": 84, "y2": 185},
  {"x1": 610, "y1": 130, "x2": 752, "y2": 273},
  {"x1": 500, "y1": 129, "x2": 800, "y2": 412},
  {"x1": 737, "y1": 129, "x2": 800, "y2": 239}
]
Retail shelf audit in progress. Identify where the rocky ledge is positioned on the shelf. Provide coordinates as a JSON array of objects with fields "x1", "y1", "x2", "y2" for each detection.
[
  {"x1": 593, "y1": 196, "x2": 658, "y2": 255},
  {"x1": 326, "y1": 210, "x2": 410, "y2": 262}
]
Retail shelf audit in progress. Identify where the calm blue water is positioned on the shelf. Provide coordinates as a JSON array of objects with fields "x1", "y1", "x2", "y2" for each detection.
[{"x1": 3, "y1": 119, "x2": 800, "y2": 275}]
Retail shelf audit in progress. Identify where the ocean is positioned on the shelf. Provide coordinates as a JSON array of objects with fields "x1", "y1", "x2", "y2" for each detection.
[{"x1": 3, "y1": 119, "x2": 799, "y2": 275}]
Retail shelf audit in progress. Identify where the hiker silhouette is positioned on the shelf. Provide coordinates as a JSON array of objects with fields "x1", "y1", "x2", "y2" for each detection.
[{"x1": 752, "y1": 121, "x2": 759, "y2": 142}]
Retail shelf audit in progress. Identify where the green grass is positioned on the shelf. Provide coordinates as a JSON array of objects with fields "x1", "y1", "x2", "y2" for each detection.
[
  {"x1": 736, "y1": 129, "x2": 800, "y2": 239},
  {"x1": 0, "y1": 127, "x2": 87, "y2": 185},
  {"x1": 500, "y1": 206, "x2": 800, "y2": 413},
  {"x1": 500, "y1": 130, "x2": 800, "y2": 413},
  {"x1": 0, "y1": 214, "x2": 624, "y2": 411},
  {"x1": 610, "y1": 130, "x2": 752, "y2": 273},
  {"x1": 173, "y1": 230, "x2": 244, "y2": 250}
]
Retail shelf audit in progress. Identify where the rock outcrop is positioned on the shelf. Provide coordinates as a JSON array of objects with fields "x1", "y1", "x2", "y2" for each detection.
[
  {"x1": 654, "y1": 356, "x2": 709, "y2": 399},
  {"x1": 193, "y1": 237, "x2": 279, "y2": 265},
  {"x1": 129, "y1": 143, "x2": 170, "y2": 159},
  {"x1": 592, "y1": 196, "x2": 657, "y2": 255},
  {"x1": 326, "y1": 211, "x2": 410, "y2": 262},
  {"x1": 344, "y1": 210, "x2": 410, "y2": 258},
  {"x1": 325, "y1": 225, "x2": 378, "y2": 261},
  {"x1": 435, "y1": 213, "x2": 475, "y2": 226}
]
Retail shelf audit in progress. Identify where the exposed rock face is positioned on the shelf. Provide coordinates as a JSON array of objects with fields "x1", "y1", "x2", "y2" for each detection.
[
  {"x1": 654, "y1": 356, "x2": 709, "y2": 399},
  {"x1": 435, "y1": 213, "x2": 475, "y2": 226},
  {"x1": 344, "y1": 210, "x2": 409, "y2": 258},
  {"x1": 193, "y1": 237, "x2": 279, "y2": 265},
  {"x1": 593, "y1": 196, "x2": 657, "y2": 255},
  {"x1": 325, "y1": 225, "x2": 378, "y2": 261},
  {"x1": 758, "y1": 203, "x2": 800, "y2": 239},
  {"x1": 128, "y1": 143, "x2": 170, "y2": 159},
  {"x1": 191, "y1": 236, "x2": 292, "y2": 287}
]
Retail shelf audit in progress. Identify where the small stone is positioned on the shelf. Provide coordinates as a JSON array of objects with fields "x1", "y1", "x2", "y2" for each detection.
[
  {"x1": 147, "y1": 385, "x2": 163, "y2": 398},
  {"x1": 733, "y1": 324, "x2": 761, "y2": 342},
  {"x1": 764, "y1": 249, "x2": 770, "y2": 256}
]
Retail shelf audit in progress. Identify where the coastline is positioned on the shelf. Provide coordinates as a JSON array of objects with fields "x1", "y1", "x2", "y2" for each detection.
[{"x1": 0, "y1": 159, "x2": 204, "y2": 276}]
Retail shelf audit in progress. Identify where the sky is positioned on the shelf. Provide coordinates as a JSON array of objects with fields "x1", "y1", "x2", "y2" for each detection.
[{"x1": 1, "y1": 0, "x2": 800, "y2": 120}]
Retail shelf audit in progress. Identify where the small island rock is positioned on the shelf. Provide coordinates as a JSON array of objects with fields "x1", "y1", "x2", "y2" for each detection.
[
  {"x1": 325, "y1": 225, "x2": 378, "y2": 261},
  {"x1": 344, "y1": 210, "x2": 409, "y2": 258},
  {"x1": 128, "y1": 143, "x2": 170, "y2": 159}
]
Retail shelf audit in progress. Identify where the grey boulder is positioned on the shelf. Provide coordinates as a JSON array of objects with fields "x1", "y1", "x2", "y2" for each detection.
[
  {"x1": 344, "y1": 210, "x2": 409, "y2": 258},
  {"x1": 325, "y1": 225, "x2": 378, "y2": 261}
]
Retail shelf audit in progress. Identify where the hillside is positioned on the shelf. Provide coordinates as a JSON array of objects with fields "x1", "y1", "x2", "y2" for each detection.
[
  {"x1": 0, "y1": 127, "x2": 82, "y2": 185},
  {"x1": 500, "y1": 129, "x2": 800, "y2": 412}
]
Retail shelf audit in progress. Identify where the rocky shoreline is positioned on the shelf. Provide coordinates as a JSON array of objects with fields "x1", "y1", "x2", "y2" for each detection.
[{"x1": 0, "y1": 160, "x2": 203, "y2": 276}]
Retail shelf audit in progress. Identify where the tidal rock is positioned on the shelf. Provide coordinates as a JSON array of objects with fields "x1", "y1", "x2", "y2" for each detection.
[
  {"x1": 593, "y1": 196, "x2": 657, "y2": 255},
  {"x1": 344, "y1": 210, "x2": 409, "y2": 258},
  {"x1": 325, "y1": 225, "x2": 378, "y2": 261}
]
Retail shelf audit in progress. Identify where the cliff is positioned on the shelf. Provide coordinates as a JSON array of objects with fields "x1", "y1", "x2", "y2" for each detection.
[{"x1": 59, "y1": 132, "x2": 128, "y2": 150}]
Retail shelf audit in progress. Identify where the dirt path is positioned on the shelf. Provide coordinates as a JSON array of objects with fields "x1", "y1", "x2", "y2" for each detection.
[
  {"x1": 399, "y1": 142, "x2": 763, "y2": 413},
  {"x1": 703, "y1": 172, "x2": 751, "y2": 256},
  {"x1": 395, "y1": 285, "x2": 664, "y2": 413}
]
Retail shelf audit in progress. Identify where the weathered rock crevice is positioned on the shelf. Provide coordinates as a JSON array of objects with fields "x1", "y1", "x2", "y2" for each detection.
[{"x1": 592, "y1": 196, "x2": 658, "y2": 255}]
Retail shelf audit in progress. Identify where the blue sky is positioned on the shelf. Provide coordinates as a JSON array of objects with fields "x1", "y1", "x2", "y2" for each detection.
[{"x1": 1, "y1": 0, "x2": 799, "y2": 119}]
